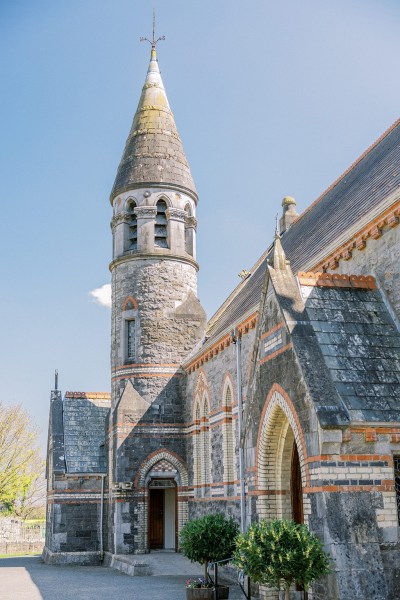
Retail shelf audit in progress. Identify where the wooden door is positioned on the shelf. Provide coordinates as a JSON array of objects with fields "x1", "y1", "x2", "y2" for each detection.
[{"x1": 149, "y1": 489, "x2": 164, "y2": 549}]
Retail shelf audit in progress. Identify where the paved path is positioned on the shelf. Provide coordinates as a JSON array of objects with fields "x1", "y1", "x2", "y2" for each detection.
[{"x1": 0, "y1": 555, "x2": 246, "y2": 600}]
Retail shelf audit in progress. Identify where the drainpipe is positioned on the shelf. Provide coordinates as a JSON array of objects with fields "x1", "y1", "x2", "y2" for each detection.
[
  {"x1": 99, "y1": 474, "x2": 106, "y2": 560},
  {"x1": 231, "y1": 328, "x2": 246, "y2": 533}
]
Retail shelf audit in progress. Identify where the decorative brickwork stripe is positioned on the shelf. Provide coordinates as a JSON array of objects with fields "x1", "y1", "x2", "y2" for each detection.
[
  {"x1": 112, "y1": 372, "x2": 182, "y2": 382},
  {"x1": 258, "y1": 343, "x2": 292, "y2": 365},
  {"x1": 112, "y1": 363, "x2": 180, "y2": 371},
  {"x1": 310, "y1": 197, "x2": 400, "y2": 272},
  {"x1": 298, "y1": 272, "x2": 377, "y2": 289},
  {"x1": 186, "y1": 312, "x2": 258, "y2": 373},
  {"x1": 260, "y1": 322, "x2": 286, "y2": 340},
  {"x1": 249, "y1": 489, "x2": 290, "y2": 496},
  {"x1": 304, "y1": 483, "x2": 394, "y2": 493},
  {"x1": 192, "y1": 480, "x2": 240, "y2": 489},
  {"x1": 65, "y1": 392, "x2": 110, "y2": 399},
  {"x1": 191, "y1": 496, "x2": 241, "y2": 502}
]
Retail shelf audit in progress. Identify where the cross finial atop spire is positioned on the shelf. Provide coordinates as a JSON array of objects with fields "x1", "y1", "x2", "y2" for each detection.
[{"x1": 140, "y1": 10, "x2": 165, "y2": 59}]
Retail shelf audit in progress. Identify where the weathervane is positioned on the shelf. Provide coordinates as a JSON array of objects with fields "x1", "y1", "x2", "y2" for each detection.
[{"x1": 140, "y1": 10, "x2": 165, "y2": 49}]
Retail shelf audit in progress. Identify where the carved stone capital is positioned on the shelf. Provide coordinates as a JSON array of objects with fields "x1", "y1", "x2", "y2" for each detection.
[
  {"x1": 134, "y1": 206, "x2": 158, "y2": 219},
  {"x1": 111, "y1": 211, "x2": 130, "y2": 229},
  {"x1": 185, "y1": 216, "x2": 198, "y2": 229},
  {"x1": 165, "y1": 208, "x2": 187, "y2": 222}
]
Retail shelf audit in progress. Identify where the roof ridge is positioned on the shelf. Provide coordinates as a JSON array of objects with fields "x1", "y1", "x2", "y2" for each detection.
[{"x1": 292, "y1": 117, "x2": 400, "y2": 228}]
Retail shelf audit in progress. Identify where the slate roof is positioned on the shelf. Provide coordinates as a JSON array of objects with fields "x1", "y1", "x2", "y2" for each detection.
[
  {"x1": 282, "y1": 119, "x2": 400, "y2": 273},
  {"x1": 206, "y1": 255, "x2": 268, "y2": 342},
  {"x1": 200, "y1": 119, "x2": 400, "y2": 353},
  {"x1": 63, "y1": 392, "x2": 111, "y2": 473},
  {"x1": 111, "y1": 48, "x2": 197, "y2": 201},
  {"x1": 299, "y1": 284, "x2": 400, "y2": 422}
]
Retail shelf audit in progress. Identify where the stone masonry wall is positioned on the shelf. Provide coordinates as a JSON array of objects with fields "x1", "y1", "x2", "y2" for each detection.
[
  {"x1": 244, "y1": 280, "x2": 400, "y2": 600},
  {"x1": 109, "y1": 256, "x2": 205, "y2": 553},
  {"x1": 111, "y1": 258, "x2": 199, "y2": 375},
  {"x1": 185, "y1": 326, "x2": 256, "y2": 524},
  {"x1": 46, "y1": 476, "x2": 104, "y2": 556}
]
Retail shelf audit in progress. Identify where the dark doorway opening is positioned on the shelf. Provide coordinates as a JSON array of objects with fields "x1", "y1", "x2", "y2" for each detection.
[
  {"x1": 291, "y1": 442, "x2": 307, "y2": 596},
  {"x1": 148, "y1": 481, "x2": 177, "y2": 550},
  {"x1": 149, "y1": 488, "x2": 164, "y2": 549},
  {"x1": 291, "y1": 442, "x2": 304, "y2": 524}
]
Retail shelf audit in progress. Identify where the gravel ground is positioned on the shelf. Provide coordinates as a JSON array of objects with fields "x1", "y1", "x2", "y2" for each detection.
[{"x1": 0, "y1": 556, "x2": 247, "y2": 600}]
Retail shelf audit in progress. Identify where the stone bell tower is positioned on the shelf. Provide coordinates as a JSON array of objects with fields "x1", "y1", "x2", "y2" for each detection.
[{"x1": 108, "y1": 40, "x2": 206, "y2": 554}]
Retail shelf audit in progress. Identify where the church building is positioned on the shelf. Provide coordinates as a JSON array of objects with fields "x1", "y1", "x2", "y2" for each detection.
[{"x1": 44, "y1": 40, "x2": 400, "y2": 600}]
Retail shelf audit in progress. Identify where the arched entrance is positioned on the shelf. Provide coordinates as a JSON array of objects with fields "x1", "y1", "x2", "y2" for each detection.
[
  {"x1": 256, "y1": 385, "x2": 308, "y2": 523},
  {"x1": 135, "y1": 449, "x2": 188, "y2": 553}
]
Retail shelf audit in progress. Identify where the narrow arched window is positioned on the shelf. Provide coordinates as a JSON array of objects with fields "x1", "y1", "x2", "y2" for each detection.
[
  {"x1": 223, "y1": 384, "x2": 235, "y2": 484},
  {"x1": 127, "y1": 201, "x2": 137, "y2": 250},
  {"x1": 126, "y1": 319, "x2": 136, "y2": 360},
  {"x1": 202, "y1": 396, "x2": 211, "y2": 486},
  {"x1": 194, "y1": 401, "x2": 201, "y2": 488},
  {"x1": 155, "y1": 200, "x2": 168, "y2": 248}
]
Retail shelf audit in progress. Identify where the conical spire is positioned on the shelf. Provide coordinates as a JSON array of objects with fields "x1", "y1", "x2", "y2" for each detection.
[{"x1": 111, "y1": 47, "x2": 197, "y2": 202}]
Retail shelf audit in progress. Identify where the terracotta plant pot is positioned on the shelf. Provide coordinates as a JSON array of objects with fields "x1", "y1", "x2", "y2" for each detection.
[{"x1": 186, "y1": 586, "x2": 229, "y2": 600}]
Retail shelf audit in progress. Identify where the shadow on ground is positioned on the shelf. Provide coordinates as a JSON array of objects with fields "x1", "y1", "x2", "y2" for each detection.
[{"x1": 0, "y1": 556, "x2": 245, "y2": 600}]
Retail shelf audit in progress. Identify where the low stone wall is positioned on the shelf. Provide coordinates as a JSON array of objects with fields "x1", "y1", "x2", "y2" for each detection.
[
  {"x1": 0, "y1": 541, "x2": 44, "y2": 555},
  {"x1": 0, "y1": 517, "x2": 45, "y2": 554},
  {"x1": 42, "y1": 546, "x2": 102, "y2": 565}
]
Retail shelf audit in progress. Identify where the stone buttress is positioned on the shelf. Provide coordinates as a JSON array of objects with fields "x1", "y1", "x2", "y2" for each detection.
[{"x1": 108, "y1": 45, "x2": 206, "y2": 554}]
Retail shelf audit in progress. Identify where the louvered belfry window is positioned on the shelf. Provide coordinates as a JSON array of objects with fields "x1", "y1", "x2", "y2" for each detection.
[
  {"x1": 155, "y1": 200, "x2": 168, "y2": 248},
  {"x1": 128, "y1": 202, "x2": 137, "y2": 250},
  {"x1": 126, "y1": 320, "x2": 135, "y2": 360}
]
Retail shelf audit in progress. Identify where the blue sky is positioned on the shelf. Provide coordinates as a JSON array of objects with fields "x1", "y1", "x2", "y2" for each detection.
[{"x1": 1, "y1": 0, "x2": 399, "y2": 448}]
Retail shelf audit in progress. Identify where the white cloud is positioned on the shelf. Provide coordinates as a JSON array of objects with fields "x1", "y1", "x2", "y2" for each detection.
[{"x1": 89, "y1": 284, "x2": 111, "y2": 308}]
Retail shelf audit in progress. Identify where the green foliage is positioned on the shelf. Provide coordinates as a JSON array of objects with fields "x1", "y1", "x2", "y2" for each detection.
[
  {"x1": 180, "y1": 513, "x2": 239, "y2": 579},
  {"x1": 0, "y1": 402, "x2": 45, "y2": 520},
  {"x1": 233, "y1": 519, "x2": 330, "y2": 591}
]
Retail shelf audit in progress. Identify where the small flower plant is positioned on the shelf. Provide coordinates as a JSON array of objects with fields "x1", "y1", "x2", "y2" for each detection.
[{"x1": 185, "y1": 577, "x2": 213, "y2": 589}]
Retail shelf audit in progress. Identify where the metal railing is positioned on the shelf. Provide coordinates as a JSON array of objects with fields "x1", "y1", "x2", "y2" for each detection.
[{"x1": 207, "y1": 557, "x2": 252, "y2": 600}]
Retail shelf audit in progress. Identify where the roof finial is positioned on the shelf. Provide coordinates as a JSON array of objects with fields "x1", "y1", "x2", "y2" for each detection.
[
  {"x1": 54, "y1": 369, "x2": 58, "y2": 391},
  {"x1": 140, "y1": 10, "x2": 165, "y2": 60}
]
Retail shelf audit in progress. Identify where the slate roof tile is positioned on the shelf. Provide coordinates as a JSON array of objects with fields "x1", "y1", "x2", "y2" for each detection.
[
  {"x1": 63, "y1": 394, "x2": 110, "y2": 473},
  {"x1": 202, "y1": 120, "x2": 400, "y2": 352},
  {"x1": 300, "y1": 285, "x2": 400, "y2": 422}
]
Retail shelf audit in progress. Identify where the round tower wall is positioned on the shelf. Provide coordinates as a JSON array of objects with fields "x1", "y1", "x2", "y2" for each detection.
[{"x1": 112, "y1": 258, "x2": 197, "y2": 358}]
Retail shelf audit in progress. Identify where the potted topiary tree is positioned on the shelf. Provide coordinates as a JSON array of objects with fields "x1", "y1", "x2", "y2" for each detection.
[
  {"x1": 180, "y1": 513, "x2": 239, "y2": 600},
  {"x1": 233, "y1": 518, "x2": 330, "y2": 600}
]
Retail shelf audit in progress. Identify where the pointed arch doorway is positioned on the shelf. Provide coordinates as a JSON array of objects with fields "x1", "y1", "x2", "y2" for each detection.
[
  {"x1": 136, "y1": 450, "x2": 188, "y2": 553},
  {"x1": 257, "y1": 387, "x2": 308, "y2": 523},
  {"x1": 257, "y1": 387, "x2": 309, "y2": 598}
]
